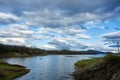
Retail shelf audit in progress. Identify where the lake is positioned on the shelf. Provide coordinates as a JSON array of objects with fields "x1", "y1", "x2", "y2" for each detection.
[{"x1": 3, "y1": 54, "x2": 105, "y2": 80}]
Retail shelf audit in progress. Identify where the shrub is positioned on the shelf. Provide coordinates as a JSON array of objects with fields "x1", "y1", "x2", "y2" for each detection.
[{"x1": 103, "y1": 54, "x2": 120, "y2": 63}]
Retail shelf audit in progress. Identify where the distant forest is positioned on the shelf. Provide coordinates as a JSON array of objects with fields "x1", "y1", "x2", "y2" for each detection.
[
  {"x1": 0, "y1": 44, "x2": 104, "y2": 57},
  {"x1": 0, "y1": 44, "x2": 45, "y2": 56}
]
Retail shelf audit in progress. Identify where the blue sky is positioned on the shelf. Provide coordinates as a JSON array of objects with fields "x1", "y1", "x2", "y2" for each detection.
[{"x1": 0, "y1": 0, "x2": 120, "y2": 52}]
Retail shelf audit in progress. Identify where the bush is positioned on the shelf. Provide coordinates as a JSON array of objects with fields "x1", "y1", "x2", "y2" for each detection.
[{"x1": 103, "y1": 54, "x2": 120, "y2": 63}]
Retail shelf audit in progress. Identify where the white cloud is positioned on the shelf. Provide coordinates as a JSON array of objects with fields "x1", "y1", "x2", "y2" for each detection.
[
  {"x1": 75, "y1": 34, "x2": 91, "y2": 39},
  {"x1": 0, "y1": 12, "x2": 20, "y2": 24},
  {"x1": 0, "y1": 24, "x2": 34, "y2": 46},
  {"x1": 57, "y1": 27, "x2": 86, "y2": 35},
  {"x1": 33, "y1": 26, "x2": 91, "y2": 40},
  {"x1": 0, "y1": 24, "x2": 33, "y2": 38},
  {"x1": 101, "y1": 31, "x2": 120, "y2": 42},
  {"x1": 23, "y1": 9, "x2": 120, "y2": 29},
  {"x1": 0, "y1": 38, "x2": 26, "y2": 45},
  {"x1": 48, "y1": 38, "x2": 93, "y2": 50},
  {"x1": 100, "y1": 32, "x2": 120, "y2": 52},
  {"x1": 48, "y1": 39, "x2": 71, "y2": 50},
  {"x1": 93, "y1": 43, "x2": 117, "y2": 52},
  {"x1": 40, "y1": 44, "x2": 56, "y2": 50},
  {"x1": 22, "y1": 10, "x2": 101, "y2": 29}
]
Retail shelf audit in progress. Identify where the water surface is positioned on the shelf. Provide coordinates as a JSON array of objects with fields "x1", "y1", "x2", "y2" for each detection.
[{"x1": 3, "y1": 54, "x2": 105, "y2": 80}]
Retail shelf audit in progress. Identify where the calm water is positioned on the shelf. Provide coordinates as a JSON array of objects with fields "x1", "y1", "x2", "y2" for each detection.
[{"x1": 3, "y1": 54, "x2": 105, "y2": 80}]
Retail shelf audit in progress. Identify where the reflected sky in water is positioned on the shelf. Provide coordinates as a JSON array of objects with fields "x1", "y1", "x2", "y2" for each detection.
[{"x1": 3, "y1": 54, "x2": 105, "y2": 80}]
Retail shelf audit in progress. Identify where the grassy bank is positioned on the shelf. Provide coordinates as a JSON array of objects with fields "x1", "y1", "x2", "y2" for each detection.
[
  {"x1": 0, "y1": 60, "x2": 30, "y2": 80},
  {"x1": 75, "y1": 58, "x2": 102, "y2": 68},
  {"x1": 73, "y1": 54, "x2": 120, "y2": 80}
]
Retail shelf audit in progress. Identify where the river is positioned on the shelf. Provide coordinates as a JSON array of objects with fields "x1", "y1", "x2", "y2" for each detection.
[{"x1": 3, "y1": 54, "x2": 105, "y2": 80}]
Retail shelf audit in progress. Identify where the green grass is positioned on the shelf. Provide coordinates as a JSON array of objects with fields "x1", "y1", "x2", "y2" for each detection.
[
  {"x1": 75, "y1": 54, "x2": 120, "y2": 68},
  {"x1": 103, "y1": 54, "x2": 120, "y2": 63},
  {"x1": 75, "y1": 58, "x2": 102, "y2": 68},
  {"x1": 73, "y1": 54, "x2": 120, "y2": 80},
  {"x1": 0, "y1": 60, "x2": 30, "y2": 80}
]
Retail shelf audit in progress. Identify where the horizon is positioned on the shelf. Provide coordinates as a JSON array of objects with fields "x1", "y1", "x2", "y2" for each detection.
[{"x1": 0, "y1": 0, "x2": 120, "y2": 52}]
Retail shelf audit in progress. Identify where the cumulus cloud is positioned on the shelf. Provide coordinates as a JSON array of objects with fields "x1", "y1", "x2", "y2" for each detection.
[
  {"x1": 94, "y1": 43, "x2": 117, "y2": 52},
  {"x1": 75, "y1": 34, "x2": 91, "y2": 39},
  {"x1": 0, "y1": 0, "x2": 120, "y2": 28},
  {"x1": 0, "y1": 24, "x2": 34, "y2": 45},
  {"x1": 0, "y1": 22, "x2": 91, "y2": 47},
  {"x1": 0, "y1": 0, "x2": 120, "y2": 52},
  {"x1": 23, "y1": 9, "x2": 119, "y2": 29},
  {"x1": 33, "y1": 27, "x2": 91, "y2": 40},
  {"x1": 42, "y1": 37, "x2": 117, "y2": 52},
  {"x1": 101, "y1": 31, "x2": 120, "y2": 42},
  {"x1": 48, "y1": 38, "x2": 93, "y2": 50},
  {"x1": 0, "y1": 12, "x2": 20, "y2": 24},
  {"x1": 40, "y1": 44, "x2": 56, "y2": 50},
  {"x1": 20, "y1": 7, "x2": 120, "y2": 34},
  {"x1": 49, "y1": 39, "x2": 71, "y2": 50},
  {"x1": 101, "y1": 31, "x2": 120, "y2": 52},
  {"x1": 0, "y1": 24, "x2": 33, "y2": 38},
  {"x1": 0, "y1": 0, "x2": 120, "y2": 16},
  {"x1": 84, "y1": 21, "x2": 109, "y2": 29},
  {"x1": 0, "y1": 38, "x2": 26, "y2": 45}
]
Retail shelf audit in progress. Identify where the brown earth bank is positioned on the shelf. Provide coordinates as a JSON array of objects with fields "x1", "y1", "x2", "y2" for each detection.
[{"x1": 73, "y1": 54, "x2": 120, "y2": 80}]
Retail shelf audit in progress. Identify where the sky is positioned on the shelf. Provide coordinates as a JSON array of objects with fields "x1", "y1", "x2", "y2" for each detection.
[{"x1": 0, "y1": 0, "x2": 120, "y2": 52}]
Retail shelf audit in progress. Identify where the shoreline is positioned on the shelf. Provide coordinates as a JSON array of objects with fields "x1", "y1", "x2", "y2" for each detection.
[
  {"x1": 0, "y1": 51, "x2": 105, "y2": 58},
  {"x1": 73, "y1": 54, "x2": 120, "y2": 80},
  {"x1": 0, "y1": 60, "x2": 30, "y2": 80}
]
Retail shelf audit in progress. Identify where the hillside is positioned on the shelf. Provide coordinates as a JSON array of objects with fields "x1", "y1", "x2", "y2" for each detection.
[
  {"x1": 46, "y1": 49, "x2": 104, "y2": 54},
  {"x1": 0, "y1": 44, "x2": 104, "y2": 57},
  {"x1": 0, "y1": 44, "x2": 45, "y2": 57}
]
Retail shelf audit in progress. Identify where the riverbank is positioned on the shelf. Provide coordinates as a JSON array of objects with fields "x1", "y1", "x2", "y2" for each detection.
[
  {"x1": 73, "y1": 54, "x2": 120, "y2": 80},
  {"x1": 0, "y1": 51, "x2": 99, "y2": 58},
  {"x1": 0, "y1": 60, "x2": 30, "y2": 80}
]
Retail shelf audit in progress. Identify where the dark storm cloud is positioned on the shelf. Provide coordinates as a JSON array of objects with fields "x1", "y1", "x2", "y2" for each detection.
[{"x1": 0, "y1": 0, "x2": 120, "y2": 16}]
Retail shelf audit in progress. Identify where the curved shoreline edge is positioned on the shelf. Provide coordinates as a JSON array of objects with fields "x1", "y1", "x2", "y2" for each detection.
[
  {"x1": 73, "y1": 54, "x2": 120, "y2": 80},
  {"x1": 0, "y1": 60, "x2": 30, "y2": 80}
]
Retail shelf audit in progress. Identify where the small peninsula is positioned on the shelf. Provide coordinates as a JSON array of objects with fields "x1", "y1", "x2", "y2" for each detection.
[{"x1": 0, "y1": 60, "x2": 30, "y2": 80}]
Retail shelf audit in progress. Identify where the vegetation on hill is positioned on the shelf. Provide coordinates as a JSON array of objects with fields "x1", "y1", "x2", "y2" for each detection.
[
  {"x1": 0, "y1": 44, "x2": 46, "y2": 57},
  {"x1": 0, "y1": 44, "x2": 105, "y2": 57},
  {"x1": 46, "y1": 49, "x2": 102, "y2": 54},
  {"x1": 73, "y1": 54, "x2": 120, "y2": 80}
]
